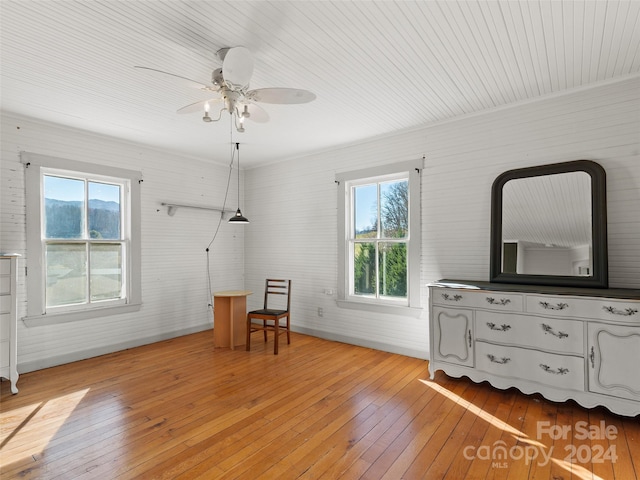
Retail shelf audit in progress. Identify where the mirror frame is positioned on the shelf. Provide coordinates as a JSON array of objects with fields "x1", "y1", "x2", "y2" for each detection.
[{"x1": 490, "y1": 159, "x2": 608, "y2": 288}]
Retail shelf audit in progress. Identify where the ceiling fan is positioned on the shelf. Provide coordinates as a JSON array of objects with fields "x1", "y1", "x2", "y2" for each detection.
[{"x1": 135, "y1": 46, "x2": 316, "y2": 132}]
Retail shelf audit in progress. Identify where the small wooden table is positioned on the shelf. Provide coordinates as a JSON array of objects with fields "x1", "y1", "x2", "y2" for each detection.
[{"x1": 212, "y1": 290, "x2": 252, "y2": 349}]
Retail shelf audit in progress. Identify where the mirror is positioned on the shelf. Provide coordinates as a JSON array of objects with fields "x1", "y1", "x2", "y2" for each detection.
[{"x1": 490, "y1": 160, "x2": 608, "y2": 288}]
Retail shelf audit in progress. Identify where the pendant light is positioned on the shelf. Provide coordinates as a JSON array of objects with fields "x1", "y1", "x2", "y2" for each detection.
[{"x1": 228, "y1": 142, "x2": 249, "y2": 224}]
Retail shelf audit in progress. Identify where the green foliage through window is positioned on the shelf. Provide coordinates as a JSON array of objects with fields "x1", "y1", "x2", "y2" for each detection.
[{"x1": 352, "y1": 179, "x2": 408, "y2": 300}]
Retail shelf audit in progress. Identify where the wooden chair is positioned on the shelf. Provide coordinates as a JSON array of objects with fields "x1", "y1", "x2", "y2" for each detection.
[{"x1": 246, "y1": 279, "x2": 291, "y2": 354}]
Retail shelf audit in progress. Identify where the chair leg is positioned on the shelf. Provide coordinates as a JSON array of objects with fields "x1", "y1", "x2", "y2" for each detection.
[
  {"x1": 263, "y1": 320, "x2": 267, "y2": 342},
  {"x1": 274, "y1": 320, "x2": 279, "y2": 355},
  {"x1": 286, "y1": 315, "x2": 291, "y2": 345}
]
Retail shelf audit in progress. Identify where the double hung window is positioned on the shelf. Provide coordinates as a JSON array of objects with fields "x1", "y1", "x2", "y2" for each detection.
[
  {"x1": 23, "y1": 152, "x2": 141, "y2": 324},
  {"x1": 337, "y1": 160, "x2": 421, "y2": 313},
  {"x1": 42, "y1": 173, "x2": 126, "y2": 308}
]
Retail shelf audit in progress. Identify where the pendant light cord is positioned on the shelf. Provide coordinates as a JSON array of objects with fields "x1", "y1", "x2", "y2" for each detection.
[{"x1": 205, "y1": 113, "x2": 237, "y2": 307}]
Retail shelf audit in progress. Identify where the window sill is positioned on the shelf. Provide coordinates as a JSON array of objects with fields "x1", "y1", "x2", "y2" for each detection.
[
  {"x1": 336, "y1": 299, "x2": 423, "y2": 318},
  {"x1": 23, "y1": 303, "x2": 142, "y2": 327}
]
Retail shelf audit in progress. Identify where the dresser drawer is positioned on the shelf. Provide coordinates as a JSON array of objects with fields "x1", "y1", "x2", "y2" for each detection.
[
  {"x1": 526, "y1": 295, "x2": 640, "y2": 323},
  {"x1": 476, "y1": 341, "x2": 584, "y2": 391},
  {"x1": 0, "y1": 295, "x2": 10, "y2": 314},
  {"x1": 0, "y1": 339, "x2": 9, "y2": 368},
  {"x1": 0, "y1": 259, "x2": 10, "y2": 275},
  {"x1": 0, "y1": 276, "x2": 10, "y2": 294},
  {"x1": 475, "y1": 311, "x2": 584, "y2": 355},
  {"x1": 0, "y1": 313, "x2": 9, "y2": 341},
  {"x1": 432, "y1": 288, "x2": 523, "y2": 312}
]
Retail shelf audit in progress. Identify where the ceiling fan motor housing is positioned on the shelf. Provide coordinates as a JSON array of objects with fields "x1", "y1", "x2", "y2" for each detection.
[{"x1": 211, "y1": 68, "x2": 224, "y2": 87}]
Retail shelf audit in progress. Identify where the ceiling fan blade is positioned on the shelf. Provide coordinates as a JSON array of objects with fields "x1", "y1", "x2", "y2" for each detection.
[
  {"x1": 247, "y1": 87, "x2": 316, "y2": 104},
  {"x1": 221, "y1": 46, "x2": 254, "y2": 88},
  {"x1": 134, "y1": 66, "x2": 211, "y2": 90},
  {"x1": 177, "y1": 98, "x2": 222, "y2": 114},
  {"x1": 241, "y1": 102, "x2": 269, "y2": 123}
]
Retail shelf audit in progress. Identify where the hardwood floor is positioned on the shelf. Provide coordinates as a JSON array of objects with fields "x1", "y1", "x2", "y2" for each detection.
[{"x1": 1, "y1": 331, "x2": 638, "y2": 479}]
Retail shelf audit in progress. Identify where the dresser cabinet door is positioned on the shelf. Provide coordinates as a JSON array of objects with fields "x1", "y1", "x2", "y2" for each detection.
[
  {"x1": 432, "y1": 306, "x2": 474, "y2": 367},
  {"x1": 588, "y1": 324, "x2": 640, "y2": 402}
]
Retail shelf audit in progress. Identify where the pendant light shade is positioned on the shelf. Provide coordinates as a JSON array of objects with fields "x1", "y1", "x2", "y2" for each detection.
[
  {"x1": 229, "y1": 207, "x2": 249, "y2": 223},
  {"x1": 228, "y1": 142, "x2": 249, "y2": 224}
]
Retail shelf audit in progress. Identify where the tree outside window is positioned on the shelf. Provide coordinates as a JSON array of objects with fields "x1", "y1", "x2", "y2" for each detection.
[{"x1": 351, "y1": 179, "x2": 408, "y2": 300}]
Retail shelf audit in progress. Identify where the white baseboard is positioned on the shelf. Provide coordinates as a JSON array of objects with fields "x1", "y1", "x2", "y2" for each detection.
[
  {"x1": 18, "y1": 324, "x2": 428, "y2": 374},
  {"x1": 292, "y1": 325, "x2": 428, "y2": 360},
  {"x1": 18, "y1": 324, "x2": 211, "y2": 374}
]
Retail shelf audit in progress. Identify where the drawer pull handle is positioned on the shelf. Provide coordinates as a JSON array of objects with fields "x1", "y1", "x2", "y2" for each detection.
[
  {"x1": 442, "y1": 293, "x2": 462, "y2": 302},
  {"x1": 486, "y1": 297, "x2": 511, "y2": 306},
  {"x1": 590, "y1": 346, "x2": 595, "y2": 368},
  {"x1": 540, "y1": 364, "x2": 569, "y2": 375},
  {"x1": 539, "y1": 301, "x2": 569, "y2": 311},
  {"x1": 602, "y1": 306, "x2": 638, "y2": 317},
  {"x1": 468, "y1": 330, "x2": 472, "y2": 348},
  {"x1": 541, "y1": 323, "x2": 569, "y2": 339},
  {"x1": 487, "y1": 354, "x2": 510, "y2": 364},
  {"x1": 487, "y1": 322, "x2": 511, "y2": 332}
]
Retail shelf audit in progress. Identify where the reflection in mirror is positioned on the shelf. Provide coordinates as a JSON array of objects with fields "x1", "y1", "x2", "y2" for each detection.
[
  {"x1": 502, "y1": 171, "x2": 592, "y2": 276},
  {"x1": 490, "y1": 159, "x2": 608, "y2": 288}
]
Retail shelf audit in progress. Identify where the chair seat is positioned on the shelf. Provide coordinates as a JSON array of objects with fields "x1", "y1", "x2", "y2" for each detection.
[{"x1": 249, "y1": 308, "x2": 288, "y2": 317}]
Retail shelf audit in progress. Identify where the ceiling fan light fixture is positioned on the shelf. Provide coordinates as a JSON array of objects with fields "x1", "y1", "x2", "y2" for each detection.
[
  {"x1": 202, "y1": 101, "x2": 213, "y2": 122},
  {"x1": 144, "y1": 46, "x2": 315, "y2": 129},
  {"x1": 236, "y1": 113, "x2": 246, "y2": 132}
]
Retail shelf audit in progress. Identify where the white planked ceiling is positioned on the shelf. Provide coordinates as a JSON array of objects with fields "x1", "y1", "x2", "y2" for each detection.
[{"x1": 1, "y1": 0, "x2": 639, "y2": 167}]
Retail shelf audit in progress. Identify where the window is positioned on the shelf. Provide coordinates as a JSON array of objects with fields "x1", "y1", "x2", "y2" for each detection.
[
  {"x1": 23, "y1": 152, "x2": 141, "y2": 324},
  {"x1": 337, "y1": 160, "x2": 422, "y2": 314}
]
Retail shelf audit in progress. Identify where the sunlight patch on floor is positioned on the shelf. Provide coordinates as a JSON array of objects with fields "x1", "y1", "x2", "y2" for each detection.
[
  {"x1": 419, "y1": 379, "x2": 616, "y2": 478},
  {"x1": 419, "y1": 379, "x2": 529, "y2": 440},
  {"x1": 551, "y1": 458, "x2": 606, "y2": 480},
  {"x1": 0, "y1": 388, "x2": 89, "y2": 465}
]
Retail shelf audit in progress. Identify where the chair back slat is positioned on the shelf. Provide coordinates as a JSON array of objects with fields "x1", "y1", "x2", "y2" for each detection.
[{"x1": 263, "y1": 279, "x2": 291, "y2": 310}]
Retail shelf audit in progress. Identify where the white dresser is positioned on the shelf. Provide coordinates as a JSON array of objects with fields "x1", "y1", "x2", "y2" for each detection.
[
  {"x1": 429, "y1": 280, "x2": 640, "y2": 417},
  {"x1": 1, "y1": 254, "x2": 19, "y2": 394}
]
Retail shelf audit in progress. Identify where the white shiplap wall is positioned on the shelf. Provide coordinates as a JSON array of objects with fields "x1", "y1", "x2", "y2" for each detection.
[
  {"x1": 245, "y1": 77, "x2": 640, "y2": 359},
  {"x1": 0, "y1": 115, "x2": 245, "y2": 372},
  {"x1": 1, "y1": 77, "x2": 638, "y2": 370}
]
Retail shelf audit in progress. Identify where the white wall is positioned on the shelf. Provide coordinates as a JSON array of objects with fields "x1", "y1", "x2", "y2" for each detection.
[
  {"x1": 245, "y1": 76, "x2": 640, "y2": 359},
  {"x1": 0, "y1": 114, "x2": 245, "y2": 372},
  {"x1": 1, "y1": 77, "x2": 638, "y2": 370}
]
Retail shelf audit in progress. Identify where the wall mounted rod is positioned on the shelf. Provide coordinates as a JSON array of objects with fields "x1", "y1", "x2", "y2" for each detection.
[{"x1": 161, "y1": 202, "x2": 227, "y2": 217}]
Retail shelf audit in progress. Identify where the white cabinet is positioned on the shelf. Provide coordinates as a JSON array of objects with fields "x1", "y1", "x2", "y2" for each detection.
[
  {"x1": 0, "y1": 255, "x2": 19, "y2": 394},
  {"x1": 429, "y1": 280, "x2": 640, "y2": 417}
]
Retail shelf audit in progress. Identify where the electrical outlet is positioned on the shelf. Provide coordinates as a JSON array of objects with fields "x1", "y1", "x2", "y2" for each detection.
[{"x1": 317, "y1": 307, "x2": 323, "y2": 317}]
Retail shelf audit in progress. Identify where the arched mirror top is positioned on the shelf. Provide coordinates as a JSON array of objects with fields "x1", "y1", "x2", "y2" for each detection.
[{"x1": 490, "y1": 160, "x2": 608, "y2": 288}]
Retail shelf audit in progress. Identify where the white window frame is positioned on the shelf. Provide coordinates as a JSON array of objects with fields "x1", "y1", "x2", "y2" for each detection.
[
  {"x1": 336, "y1": 160, "x2": 422, "y2": 316},
  {"x1": 22, "y1": 152, "x2": 142, "y2": 325}
]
